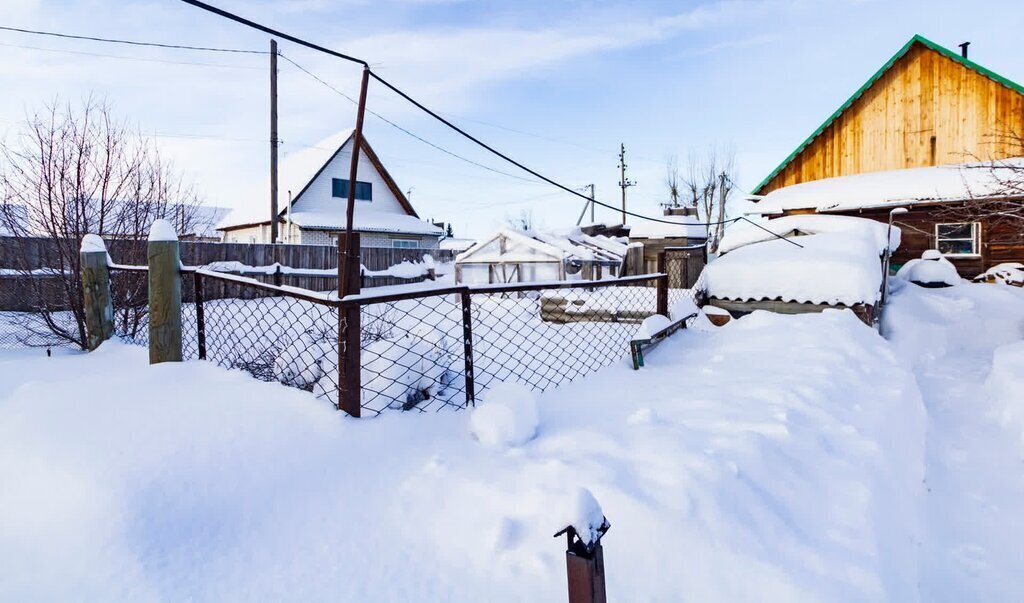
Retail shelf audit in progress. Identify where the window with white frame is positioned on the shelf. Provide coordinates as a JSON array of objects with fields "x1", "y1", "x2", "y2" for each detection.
[
  {"x1": 392, "y1": 238, "x2": 418, "y2": 249},
  {"x1": 935, "y1": 222, "x2": 980, "y2": 255}
]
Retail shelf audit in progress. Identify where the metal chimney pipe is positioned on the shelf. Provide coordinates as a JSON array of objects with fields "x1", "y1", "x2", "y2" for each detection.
[{"x1": 959, "y1": 41, "x2": 970, "y2": 58}]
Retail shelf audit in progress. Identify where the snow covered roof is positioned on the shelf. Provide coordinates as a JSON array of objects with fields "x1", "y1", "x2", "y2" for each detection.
[
  {"x1": 752, "y1": 159, "x2": 1023, "y2": 216},
  {"x1": 184, "y1": 205, "x2": 231, "y2": 239},
  {"x1": 288, "y1": 210, "x2": 442, "y2": 236},
  {"x1": 719, "y1": 214, "x2": 900, "y2": 255},
  {"x1": 456, "y1": 229, "x2": 626, "y2": 264},
  {"x1": 705, "y1": 230, "x2": 886, "y2": 306},
  {"x1": 628, "y1": 214, "x2": 707, "y2": 240}
]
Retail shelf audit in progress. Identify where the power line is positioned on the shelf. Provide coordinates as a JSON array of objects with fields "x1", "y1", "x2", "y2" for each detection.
[
  {"x1": 0, "y1": 41, "x2": 264, "y2": 70},
  {"x1": 278, "y1": 53, "x2": 543, "y2": 185},
  {"x1": 0, "y1": 25, "x2": 266, "y2": 54},
  {"x1": 179, "y1": 0, "x2": 367, "y2": 66},
  {"x1": 179, "y1": 0, "x2": 698, "y2": 226}
]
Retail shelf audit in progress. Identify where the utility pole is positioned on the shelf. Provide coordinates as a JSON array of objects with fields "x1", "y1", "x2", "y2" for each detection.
[
  {"x1": 575, "y1": 184, "x2": 596, "y2": 226},
  {"x1": 269, "y1": 39, "x2": 279, "y2": 244},
  {"x1": 617, "y1": 143, "x2": 635, "y2": 224}
]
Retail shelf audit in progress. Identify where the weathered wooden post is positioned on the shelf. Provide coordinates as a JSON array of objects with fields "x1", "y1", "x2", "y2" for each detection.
[
  {"x1": 337, "y1": 231, "x2": 361, "y2": 416},
  {"x1": 148, "y1": 219, "x2": 182, "y2": 364},
  {"x1": 656, "y1": 251, "x2": 669, "y2": 317},
  {"x1": 80, "y1": 234, "x2": 114, "y2": 350}
]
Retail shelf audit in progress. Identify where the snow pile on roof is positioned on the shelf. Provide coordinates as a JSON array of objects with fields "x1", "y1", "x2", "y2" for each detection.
[
  {"x1": 989, "y1": 341, "x2": 1024, "y2": 447},
  {"x1": 0, "y1": 307, "x2": 930, "y2": 600},
  {"x1": 457, "y1": 229, "x2": 626, "y2": 264},
  {"x1": 705, "y1": 229, "x2": 886, "y2": 305},
  {"x1": 719, "y1": 214, "x2": 899, "y2": 255},
  {"x1": 288, "y1": 209, "x2": 442, "y2": 235},
  {"x1": 896, "y1": 250, "x2": 961, "y2": 287},
  {"x1": 753, "y1": 158, "x2": 1024, "y2": 215},
  {"x1": 629, "y1": 214, "x2": 707, "y2": 240}
]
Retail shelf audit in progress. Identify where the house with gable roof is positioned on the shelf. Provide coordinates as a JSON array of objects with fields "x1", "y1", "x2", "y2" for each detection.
[{"x1": 218, "y1": 129, "x2": 443, "y2": 248}]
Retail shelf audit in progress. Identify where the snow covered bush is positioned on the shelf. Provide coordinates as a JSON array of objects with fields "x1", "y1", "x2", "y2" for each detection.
[
  {"x1": 896, "y1": 249, "x2": 961, "y2": 287},
  {"x1": 310, "y1": 322, "x2": 458, "y2": 411},
  {"x1": 469, "y1": 381, "x2": 539, "y2": 448},
  {"x1": 273, "y1": 330, "x2": 338, "y2": 389}
]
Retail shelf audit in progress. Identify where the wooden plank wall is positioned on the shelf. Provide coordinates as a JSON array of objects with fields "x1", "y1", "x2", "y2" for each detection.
[
  {"x1": 760, "y1": 43, "x2": 1024, "y2": 193},
  {"x1": 0, "y1": 238, "x2": 457, "y2": 309},
  {"x1": 831, "y1": 206, "x2": 1023, "y2": 277}
]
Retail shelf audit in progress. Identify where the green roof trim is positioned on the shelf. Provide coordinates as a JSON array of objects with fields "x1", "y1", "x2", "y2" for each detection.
[{"x1": 752, "y1": 34, "x2": 1024, "y2": 195}]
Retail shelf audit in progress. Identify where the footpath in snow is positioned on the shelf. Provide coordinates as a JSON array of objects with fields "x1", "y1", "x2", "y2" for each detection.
[
  {"x1": 0, "y1": 306, "x2": 930, "y2": 601},
  {"x1": 884, "y1": 280, "x2": 1024, "y2": 601}
]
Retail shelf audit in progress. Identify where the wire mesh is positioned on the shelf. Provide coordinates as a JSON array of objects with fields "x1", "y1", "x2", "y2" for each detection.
[
  {"x1": 0, "y1": 272, "x2": 82, "y2": 349},
  {"x1": 109, "y1": 267, "x2": 198, "y2": 359},
  {"x1": 195, "y1": 273, "x2": 340, "y2": 405},
  {"x1": 358, "y1": 292, "x2": 467, "y2": 415},
  {"x1": 469, "y1": 279, "x2": 662, "y2": 395}
]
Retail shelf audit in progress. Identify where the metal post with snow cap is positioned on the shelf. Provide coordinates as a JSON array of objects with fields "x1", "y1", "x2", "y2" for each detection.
[
  {"x1": 148, "y1": 219, "x2": 182, "y2": 364},
  {"x1": 554, "y1": 487, "x2": 611, "y2": 603},
  {"x1": 80, "y1": 234, "x2": 114, "y2": 351}
]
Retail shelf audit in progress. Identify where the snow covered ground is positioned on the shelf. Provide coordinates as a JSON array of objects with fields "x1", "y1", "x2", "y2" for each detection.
[
  {"x1": 884, "y1": 280, "x2": 1024, "y2": 601},
  {"x1": 0, "y1": 280, "x2": 1021, "y2": 601}
]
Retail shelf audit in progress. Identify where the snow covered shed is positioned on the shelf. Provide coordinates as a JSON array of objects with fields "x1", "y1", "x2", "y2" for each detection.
[
  {"x1": 703, "y1": 215, "x2": 900, "y2": 325},
  {"x1": 627, "y1": 207, "x2": 707, "y2": 274},
  {"x1": 454, "y1": 229, "x2": 626, "y2": 284}
]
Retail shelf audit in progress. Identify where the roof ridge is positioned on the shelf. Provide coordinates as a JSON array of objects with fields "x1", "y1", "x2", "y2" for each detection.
[{"x1": 752, "y1": 35, "x2": 1024, "y2": 195}]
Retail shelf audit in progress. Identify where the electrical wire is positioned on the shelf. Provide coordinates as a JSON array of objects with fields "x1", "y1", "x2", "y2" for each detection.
[
  {"x1": 278, "y1": 53, "x2": 542, "y2": 185},
  {"x1": 0, "y1": 25, "x2": 266, "y2": 54},
  {"x1": 0, "y1": 41, "x2": 264, "y2": 70}
]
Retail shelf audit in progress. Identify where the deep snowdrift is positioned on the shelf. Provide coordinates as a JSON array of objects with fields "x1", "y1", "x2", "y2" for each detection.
[{"x1": 0, "y1": 309, "x2": 926, "y2": 601}]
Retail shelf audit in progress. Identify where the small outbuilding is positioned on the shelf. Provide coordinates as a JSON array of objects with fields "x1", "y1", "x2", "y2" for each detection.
[{"x1": 454, "y1": 229, "x2": 626, "y2": 284}]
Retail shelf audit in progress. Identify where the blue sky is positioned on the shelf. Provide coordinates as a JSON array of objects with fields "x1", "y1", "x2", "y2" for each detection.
[{"x1": 2, "y1": 0, "x2": 1023, "y2": 237}]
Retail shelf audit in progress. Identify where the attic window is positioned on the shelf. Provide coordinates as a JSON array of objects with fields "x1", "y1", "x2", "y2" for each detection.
[
  {"x1": 332, "y1": 178, "x2": 372, "y2": 201},
  {"x1": 935, "y1": 223, "x2": 980, "y2": 256}
]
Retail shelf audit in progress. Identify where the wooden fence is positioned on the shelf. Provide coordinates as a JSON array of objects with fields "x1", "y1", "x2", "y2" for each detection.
[{"x1": 0, "y1": 237, "x2": 457, "y2": 311}]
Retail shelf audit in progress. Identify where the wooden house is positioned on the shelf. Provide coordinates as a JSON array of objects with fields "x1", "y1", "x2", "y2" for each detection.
[{"x1": 750, "y1": 35, "x2": 1024, "y2": 276}]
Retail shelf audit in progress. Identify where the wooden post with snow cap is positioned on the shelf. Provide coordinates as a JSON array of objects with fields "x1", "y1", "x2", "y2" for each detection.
[
  {"x1": 554, "y1": 488, "x2": 610, "y2": 603},
  {"x1": 148, "y1": 219, "x2": 182, "y2": 364},
  {"x1": 80, "y1": 234, "x2": 114, "y2": 351}
]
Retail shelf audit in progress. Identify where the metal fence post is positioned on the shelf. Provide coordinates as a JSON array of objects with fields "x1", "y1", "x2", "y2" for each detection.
[
  {"x1": 194, "y1": 270, "x2": 207, "y2": 360},
  {"x1": 555, "y1": 519, "x2": 610, "y2": 603},
  {"x1": 459, "y1": 289, "x2": 476, "y2": 407},
  {"x1": 80, "y1": 234, "x2": 114, "y2": 351},
  {"x1": 148, "y1": 220, "x2": 182, "y2": 364},
  {"x1": 656, "y1": 252, "x2": 668, "y2": 317},
  {"x1": 338, "y1": 232, "x2": 362, "y2": 417}
]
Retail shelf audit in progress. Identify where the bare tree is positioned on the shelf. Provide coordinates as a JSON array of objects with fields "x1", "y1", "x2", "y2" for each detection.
[
  {"x1": 937, "y1": 129, "x2": 1024, "y2": 246},
  {"x1": 505, "y1": 209, "x2": 537, "y2": 232},
  {"x1": 682, "y1": 146, "x2": 736, "y2": 253},
  {"x1": 665, "y1": 155, "x2": 681, "y2": 208},
  {"x1": 0, "y1": 97, "x2": 204, "y2": 349}
]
